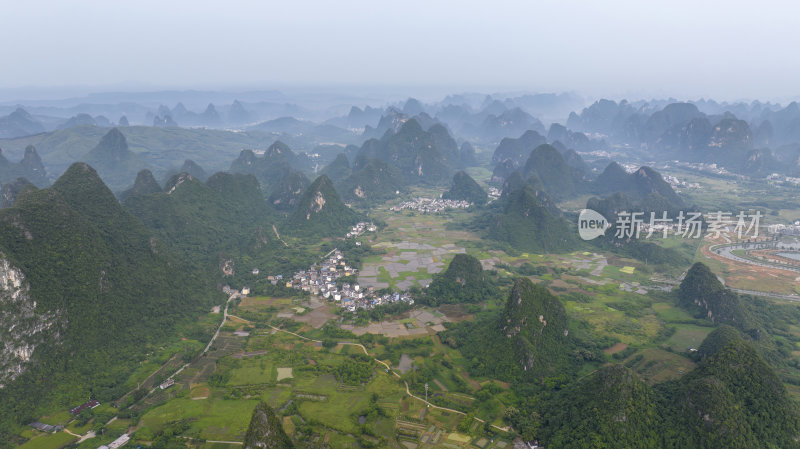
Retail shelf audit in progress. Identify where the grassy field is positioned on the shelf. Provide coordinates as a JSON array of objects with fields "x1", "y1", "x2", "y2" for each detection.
[
  {"x1": 140, "y1": 395, "x2": 259, "y2": 441},
  {"x1": 664, "y1": 324, "x2": 714, "y2": 351},
  {"x1": 227, "y1": 357, "x2": 276, "y2": 385},
  {"x1": 17, "y1": 432, "x2": 76, "y2": 449},
  {"x1": 298, "y1": 392, "x2": 371, "y2": 434},
  {"x1": 626, "y1": 347, "x2": 697, "y2": 384},
  {"x1": 124, "y1": 319, "x2": 516, "y2": 449},
  {"x1": 36, "y1": 412, "x2": 71, "y2": 427}
]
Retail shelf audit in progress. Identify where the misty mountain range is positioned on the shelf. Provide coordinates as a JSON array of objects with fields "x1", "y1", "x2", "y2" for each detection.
[{"x1": 3, "y1": 89, "x2": 800, "y2": 192}]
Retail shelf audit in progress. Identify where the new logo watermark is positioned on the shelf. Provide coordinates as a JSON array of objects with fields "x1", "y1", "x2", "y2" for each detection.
[
  {"x1": 578, "y1": 209, "x2": 611, "y2": 240},
  {"x1": 577, "y1": 209, "x2": 763, "y2": 240}
]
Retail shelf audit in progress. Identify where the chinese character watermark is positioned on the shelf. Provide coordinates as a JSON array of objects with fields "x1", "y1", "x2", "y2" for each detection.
[{"x1": 578, "y1": 209, "x2": 762, "y2": 240}]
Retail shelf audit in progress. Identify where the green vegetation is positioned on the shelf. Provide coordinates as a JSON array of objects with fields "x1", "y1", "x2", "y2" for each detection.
[
  {"x1": 355, "y1": 119, "x2": 456, "y2": 185},
  {"x1": 123, "y1": 170, "x2": 317, "y2": 282},
  {"x1": 320, "y1": 153, "x2": 351, "y2": 184},
  {"x1": 1, "y1": 125, "x2": 292, "y2": 180},
  {"x1": 244, "y1": 402, "x2": 292, "y2": 449},
  {"x1": 533, "y1": 326, "x2": 800, "y2": 448},
  {"x1": 419, "y1": 254, "x2": 498, "y2": 306},
  {"x1": 268, "y1": 170, "x2": 309, "y2": 211},
  {"x1": 678, "y1": 262, "x2": 753, "y2": 329},
  {"x1": 336, "y1": 158, "x2": 406, "y2": 205},
  {"x1": 9, "y1": 115, "x2": 800, "y2": 449},
  {"x1": 537, "y1": 365, "x2": 661, "y2": 447},
  {"x1": 118, "y1": 168, "x2": 162, "y2": 201},
  {"x1": 286, "y1": 175, "x2": 363, "y2": 238},
  {"x1": 85, "y1": 128, "x2": 149, "y2": 191},
  {"x1": 16, "y1": 431, "x2": 76, "y2": 449},
  {"x1": 593, "y1": 163, "x2": 683, "y2": 208},
  {"x1": 0, "y1": 163, "x2": 218, "y2": 438},
  {"x1": 442, "y1": 278, "x2": 572, "y2": 381},
  {"x1": 481, "y1": 184, "x2": 577, "y2": 253},
  {"x1": 663, "y1": 326, "x2": 800, "y2": 448},
  {"x1": 521, "y1": 144, "x2": 579, "y2": 199},
  {"x1": 442, "y1": 171, "x2": 487, "y2": 205},
  {"x1": 0, "y1": 145, "x2": 47, "y2": 187},
  {"x1": 229, "y1": 141, "x2": 300, "y2": 187}
]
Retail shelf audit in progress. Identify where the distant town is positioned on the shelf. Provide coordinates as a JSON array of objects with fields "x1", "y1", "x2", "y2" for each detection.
[
  {"x1": 390, "y1": 197, "x2": 472, "y2": 213},
  {"x1": 767, "y1": 173, "x2": 800, "y2": 186}
]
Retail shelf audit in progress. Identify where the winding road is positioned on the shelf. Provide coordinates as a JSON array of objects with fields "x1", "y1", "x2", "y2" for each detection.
[{"x1": 712, "y1": 243, "x2": 800, "y2": 274}]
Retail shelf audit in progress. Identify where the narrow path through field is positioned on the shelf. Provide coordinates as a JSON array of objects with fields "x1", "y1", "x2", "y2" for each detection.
[
  {"x1": 149, "y1": 293, "x2": 239, "y2": 395},
  {"x1": 273, "y1": 224, "x2": 288, "y2": 247},
  {"x1": 265, "y1": 324, "x2": 511, "y2": 432},
  {"x1": 62, "y1": 429, "x2": 80, "y2": 438}
]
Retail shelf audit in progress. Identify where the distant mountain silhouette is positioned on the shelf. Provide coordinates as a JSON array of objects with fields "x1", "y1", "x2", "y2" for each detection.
[
  {"x1": 0, "y1": 145, "x2": 48, "y2": 186},
  {"x1": 85, "y1": 128, "x2": 148, "y2": 191},
  {"x1": 0, "y1": 108, "x2": 45, "y2": 138}
]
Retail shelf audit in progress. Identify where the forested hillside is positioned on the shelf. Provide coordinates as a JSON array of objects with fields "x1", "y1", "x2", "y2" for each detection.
[{"x1": 0, "y1": 163, "x2": 218, "y2": 440}]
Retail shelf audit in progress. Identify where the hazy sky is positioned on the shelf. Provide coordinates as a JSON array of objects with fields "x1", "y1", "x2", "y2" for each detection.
[{"x1": 2, "y1": 0, "x2": 798, "y2": 101}]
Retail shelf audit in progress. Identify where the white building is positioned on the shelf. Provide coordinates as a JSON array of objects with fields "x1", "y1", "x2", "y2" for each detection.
[{"x1": 106, "y1": 434, "x2": 130, "y2": 449}]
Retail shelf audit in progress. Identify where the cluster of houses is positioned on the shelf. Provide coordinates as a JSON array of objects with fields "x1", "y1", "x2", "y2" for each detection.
[
  {"x1": 346, "y1": 221, "x2": 377, "y2": 238},
  {"x1": 670, "y1": 160, "x2": 733, "y2": 176},
  {"x1": 244, "y1": 226, "x2": 413, "y2": 312},
  {"x1": 279, "y1": 248, "x2": 412, "y2": 312},
  {"x1": 767, "y1": 173, "x2": 800, "y2": 186},
  {"x1": 283, "y1": 249, "x2": 355, "y2": 294},
  {"x1": 662, "y1": 174, "x2": 700, "y2": 191},
  {"x1": 390, "y1": 197, "x2": 472, "y2": 213},
  {"x1": 767, "y1": 222, "x2": 800, "y2": 235}
]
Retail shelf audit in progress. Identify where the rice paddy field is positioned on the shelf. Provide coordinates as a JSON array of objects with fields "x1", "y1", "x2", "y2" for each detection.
[{"x1": 127, "y1": 325, "x2": 516, "y2": 448}]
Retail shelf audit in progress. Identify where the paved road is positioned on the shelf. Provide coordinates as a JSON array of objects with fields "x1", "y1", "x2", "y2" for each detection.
[
  {"x1": 651, "y1": 276, "x2": 800, "y2": 302},
  {"x1": 730, "y1": 288, "x2": 800, "y2": 303},
  {"x1": 712, "y1": 243, "x2": 800, "y2": 274},
  {"x1": 180, "y1": 436, "x2": 243, "y2": 445},
  {"x1": 148, "y1": 293, "x2": 239, "y2": 395},
  {"x1": 203, "y1": 293, "x2": 239, "y2": 354}
]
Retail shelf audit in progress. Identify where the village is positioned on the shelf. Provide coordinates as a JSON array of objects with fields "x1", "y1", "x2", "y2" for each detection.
[
  {"x1": 345, "y1": 221, "x2": 378, "y2": 238},
  {"x1": 250, "y1": 246, "x2": 412, "y2": 312},
  {"x1": 250, "y1": 228, "x2": 414, "y2": 312},
  {"x1": 281, "y1": 248, "x2": 413, "y2": 312},
  {"x1": 390, "y1": 197, "x2": 472, "y2": 213},
  {"x1": 241, "y1": 222, "x2": 412, "y2": 312},
  {"x1": 767, "y1": 173, "x2": 800, "y2": 186},
  {"x1": 30, "y1": 399, "x2": 131, "y2": 449}
]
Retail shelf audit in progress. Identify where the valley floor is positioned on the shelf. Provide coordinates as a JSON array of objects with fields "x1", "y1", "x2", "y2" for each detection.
[{"x1": 17, "y1": 172, "x2": 800, "y2": 448}]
